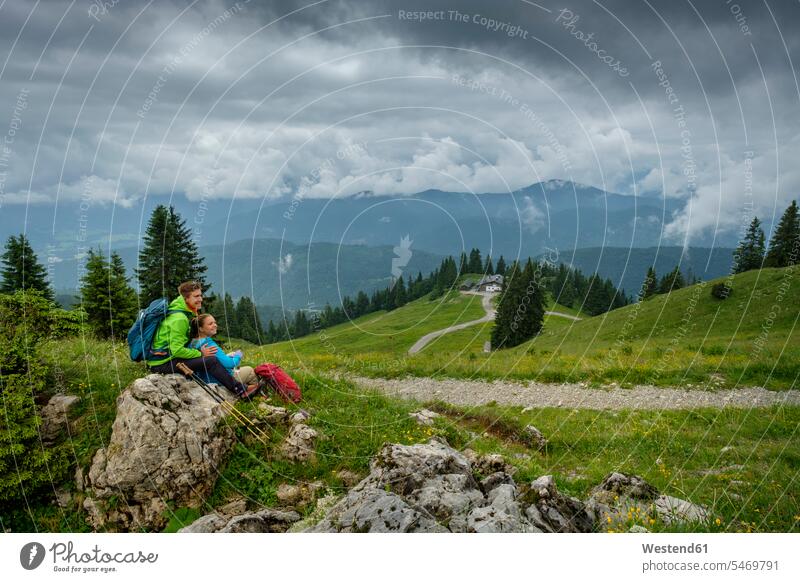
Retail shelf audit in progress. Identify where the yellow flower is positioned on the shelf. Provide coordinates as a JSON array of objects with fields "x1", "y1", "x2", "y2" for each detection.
[{"x1": 715, "y1": 518, "x2": 721, "y2": 525}]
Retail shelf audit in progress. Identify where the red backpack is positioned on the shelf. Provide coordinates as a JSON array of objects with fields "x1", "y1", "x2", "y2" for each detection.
[{"x1": 254, "y1": 363, "x2": 302, "y2": 403}]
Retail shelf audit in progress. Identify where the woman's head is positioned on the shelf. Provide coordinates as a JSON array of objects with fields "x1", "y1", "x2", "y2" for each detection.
[{"x1": 190, "y1": 313, "x2": 217, "y2": 338}]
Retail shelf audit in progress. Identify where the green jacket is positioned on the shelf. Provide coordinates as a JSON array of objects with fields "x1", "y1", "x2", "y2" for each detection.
[{"x1": 146, "y1": 295, "x2": 201, "y2": 367}]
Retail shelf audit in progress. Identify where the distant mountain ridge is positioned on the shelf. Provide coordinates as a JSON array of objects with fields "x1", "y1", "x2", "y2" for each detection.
[{"x1": 3, "y1": 180, "x2": 750, "y2": 269}]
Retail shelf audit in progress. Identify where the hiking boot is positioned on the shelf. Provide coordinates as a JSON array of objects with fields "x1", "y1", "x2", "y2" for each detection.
[{"x1": 237, "y1": 383, "x2": 261, "y2": 401}]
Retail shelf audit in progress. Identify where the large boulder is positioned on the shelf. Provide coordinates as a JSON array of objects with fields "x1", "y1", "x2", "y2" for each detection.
[{"x1": 83, "y1": 374, "x2": 237, "y2": 531}]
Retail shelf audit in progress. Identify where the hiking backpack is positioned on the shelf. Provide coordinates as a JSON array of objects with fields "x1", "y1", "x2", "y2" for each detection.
[
  {"x1": 126, "y1": 298, "x2": 186, "y2": 362},
  {"x1": 254, "y1": 363, "x2": 302, "y2": 403}
]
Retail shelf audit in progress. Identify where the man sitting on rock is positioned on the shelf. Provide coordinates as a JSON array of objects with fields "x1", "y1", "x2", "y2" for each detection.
[{"x1": 147, "y1": 281, "x2": 260, "y2": 399}]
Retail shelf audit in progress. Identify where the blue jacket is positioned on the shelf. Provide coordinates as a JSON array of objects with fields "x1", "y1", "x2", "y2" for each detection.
[{"x1": 188, "y1": 337, "x2": 241, "y2": 383}]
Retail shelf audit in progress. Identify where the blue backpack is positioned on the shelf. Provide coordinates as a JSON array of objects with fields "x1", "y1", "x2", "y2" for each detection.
[{"x1": 127, "y1": 298, "x2": 187, "y2": 362}]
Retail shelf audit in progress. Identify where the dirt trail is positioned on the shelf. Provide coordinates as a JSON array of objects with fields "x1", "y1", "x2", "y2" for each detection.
[{"x1": 349, "y1": 375, "x2": 800, "y2": 410}]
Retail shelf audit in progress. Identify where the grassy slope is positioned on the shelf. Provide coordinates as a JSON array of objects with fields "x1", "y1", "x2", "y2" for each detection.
[
  {"x1": 263, "y1": 267, "x2": 799, "y2": 389},
  {"x1": 6, "y1": 334, "x2": 798, "y2": 533}
]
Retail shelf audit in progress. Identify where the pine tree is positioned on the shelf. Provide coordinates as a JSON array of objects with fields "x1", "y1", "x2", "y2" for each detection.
[
  {"x1": 80, "y1": 249, "x2": 137, "y2": 339},
  {"x1": 490, "y1": 260, "x2": 545, "y2": 349},
  {"x1": 468, "y1": 248, "x2": 483, "y2": 273},
  {"x1": 658, "y1": 266, "x2": 686, "y2": 294},
  {"x1": 642, "y1": 266, "x2": 658, "y2": 299},
  {"x1": 136, "y1": 205, "x2": 209, "y2": 305},
  {"x1": 458, "y1": 252, "x2": 468, "y2": 275},
  {"x1": 495, "y1": 256, "x2": 507, "y2": 276},
  {"x1": 0, "y1": 234, "x2": 53, "y2": 300},
  {"x1": 765, "y1": 201, "x2": 799, "y2": 268},
  {"x1": 484, "y1": 256, "x2": 494, "y2": 275},
  {"x1": 355, "y1": 291, "x2": 370, "y2": 317},
  {"x1": 218, "y1": 293, "x2": 238, "y2": 338},
  {"x1": 235, "y1": 296, "x2": 262, "y2": 344},
  {"x1": 733, "y1": 217, "x2": 766, "y2": 273}
]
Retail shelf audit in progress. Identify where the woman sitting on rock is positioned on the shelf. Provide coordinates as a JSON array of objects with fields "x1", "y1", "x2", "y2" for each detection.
[{"x1": 189, "y1": 313, "x2": 260, "y2": 389}]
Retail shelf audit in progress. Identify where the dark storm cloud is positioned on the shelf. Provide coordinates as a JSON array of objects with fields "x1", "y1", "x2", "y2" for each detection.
[{"x1": 0, "y1": 0, "x2": 798, "y2": 242}]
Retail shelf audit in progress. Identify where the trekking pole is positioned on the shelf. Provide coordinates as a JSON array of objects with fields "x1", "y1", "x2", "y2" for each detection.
[{"x1": 175, "y1": 363, "x2": 273, "y2": 447}]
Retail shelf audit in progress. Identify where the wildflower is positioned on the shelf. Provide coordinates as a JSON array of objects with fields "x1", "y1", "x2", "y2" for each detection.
[{"x1": 715, "y1": 518, "x2": 721, "y2": 526}]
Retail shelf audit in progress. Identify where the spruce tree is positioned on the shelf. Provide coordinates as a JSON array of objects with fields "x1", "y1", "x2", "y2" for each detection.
[
  {"x1": 235, "y1": 296, "x2": 262, "y2": 344},
  {"x1": 485, "y1": 256, "x2": 494, "y2": 275},
  {"x1": 491, "y1": 260, "x2": 544, "y2": 349},
  {"x1": 765, "y1": 200, "x2": 799, "y2": 268},
  {"x1": 495, "y1": 256, "x2": 507, "y2": 276},
  {"x1": 658, "y1": 266, "x2": 686, "y2": 294},
  {"x1": 468, "y1": 248, "x2": 483, "y2": 273},
  {"x1": 0, "y1": 234, "x2": 53, "y2": 300},
  {"x1": 80, "y1": 249, "x2": 138, "y2": 339},
  {"x1": 733, "y1": 217, "x2": 766, "y2": 273},
  {"x1": 642, "y1": 266, "x2": 658, "y2": 299},
  {"x1": 136, "y1": 205, "x2": 209, "y2": 305}
]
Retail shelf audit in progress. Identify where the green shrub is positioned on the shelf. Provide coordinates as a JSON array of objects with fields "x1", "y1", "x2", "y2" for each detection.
[
  {"x1": 710, "y1": 282, "x2": 732, "y2": 300},
  {"x1": 0, "y1": 291, "x2": 69, "y2": 507}
]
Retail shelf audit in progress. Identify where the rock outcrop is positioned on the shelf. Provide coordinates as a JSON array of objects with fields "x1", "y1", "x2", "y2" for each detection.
[
  {"x1": 83, "y1": 374, "x2": 237, "y2": 531},
  {"x1": 304, "y1": 438, "x2": 711, "y2": 533},
  {"x1": 307, "y1": 438, "x2": 534, "y2": 532}
]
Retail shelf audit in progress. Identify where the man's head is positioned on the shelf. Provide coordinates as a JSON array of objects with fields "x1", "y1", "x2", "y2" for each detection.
[{"x1": 178, "y1": 281, "x2": 203, "y2": 313}]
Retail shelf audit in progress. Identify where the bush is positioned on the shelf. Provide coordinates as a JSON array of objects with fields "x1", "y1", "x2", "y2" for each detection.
[
  {"x1": 711, "y1": 282, "x2": 732, "y2": 300},
  {"x1": 0, "y1": 291, "x2": 69, "y2": 507}
]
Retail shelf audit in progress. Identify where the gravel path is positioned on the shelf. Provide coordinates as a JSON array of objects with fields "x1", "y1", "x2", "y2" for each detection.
[{"x1": 350, "y1": 375, "x2": 800, "y2": 410}]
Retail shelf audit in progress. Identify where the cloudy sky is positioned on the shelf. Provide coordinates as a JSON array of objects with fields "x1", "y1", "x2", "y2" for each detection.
[{"x1": 0, "y1": 0, "x2": 798, "y2": 243}]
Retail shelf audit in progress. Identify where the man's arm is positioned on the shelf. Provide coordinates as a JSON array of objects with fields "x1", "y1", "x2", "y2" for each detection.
[{"x1": 167, "y1": 314, "x2": 202, "y2": 360}]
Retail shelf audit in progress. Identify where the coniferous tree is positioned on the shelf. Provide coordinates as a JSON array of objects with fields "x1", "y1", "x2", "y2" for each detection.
[
  {"x1": 733, "y1": 217, "x2": 766, "y2": 273},
  {"x1": 235, "y1": 296, "x2": 262, "y2": 344},
  {"x1": 80, "y1": 249, "x2": 138, "y2": 339},
  {"x1": 0, "y1": 234, "x2": 53, "y2": 300},
  {"x1": 765, "y1": 201, "x2": 799, "y2": 268},
  {"x1": 495, "y1": 256, "x2": 507, "y2": 276},
  {"x1": 467, "y1": 248, "x2": 483, "y2": 273},
  {"x1": 355, "y1": 290, "x2": 370, "y2": 317},
  {"x1": 136, "y1": 205, "x2": 209, "y2": 305},
  {"x1": 658, "y1": 266, "x2": 686, "y2": 294},
  {"x1": 458, "y1": 252, "x2": 468, "y2": 275},
  {"x1": 642, "y1": 266, "x2": 658, "y2": 300},
  {"x1": 218, "y1": 293, "x2": 238, "y2": 338},
  {"x1": 484, "y1": 256, "x2": 494, "y2": 275}
]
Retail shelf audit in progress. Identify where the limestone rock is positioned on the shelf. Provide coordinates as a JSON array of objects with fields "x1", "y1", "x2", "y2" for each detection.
[
  {"x1": 467, "y1": 483, "x2": 538, "y2": 533},
  {"x1": 336, "y1": 469, "x2": 362, "y2": 488},
  {"x1": 523, "y1": 424, "x2": 548, "y2": 451},
  {"x1": 586, "y1": 472, "x2": 710, "y2": 531},
  {"x1": 306, "y1": 488, "x2": 447, "y2": 533},
  {"x1": 83, "y1": 374, "x2": 236, "y2": 531},
  {"x1": 280, "y1": 423, "x2": 318, "y2": 462},
  {"x1": 523, "y1": 475, "x2": 594, "y2": 533},
  {"x1": 409, "y1": 409, "x2": 440, "y2": 426},
  {"x1": 40, "y1": 394, "x2": 80, "y2": 444},
  {"x1": 256, "y1": 403, "x2": 288, "y2": 424},
  {"x1": 179, "y1": 508, "x2": 300, "y2": 533}
]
